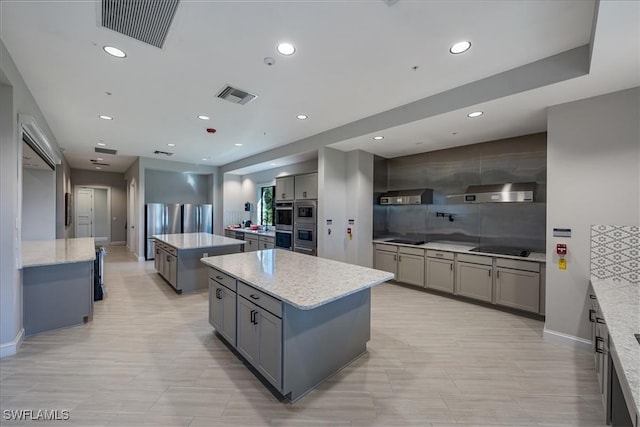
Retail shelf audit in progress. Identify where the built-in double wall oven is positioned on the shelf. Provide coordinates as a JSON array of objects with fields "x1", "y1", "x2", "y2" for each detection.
[
  {"x1": 275, "y1": 202, "x2": 293, "y2": 250},
  {"x1": 294, "y1": 200, "x2": 317, "y2": 255}
]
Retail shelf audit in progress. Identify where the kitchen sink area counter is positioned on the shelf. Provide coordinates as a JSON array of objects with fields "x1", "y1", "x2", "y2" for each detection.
[
  {"x1": 201, "y1": 249, "x2": 394, "y2": 401},
  {"x1": 20, "y1": 237, "x2": 96, "y2": 336},
  {"x1": 590, "y1": 277, "x2": 639, "y2": 426},
  {"x1": 153, "y1": 233, "x2": 245, "y2": 293}
]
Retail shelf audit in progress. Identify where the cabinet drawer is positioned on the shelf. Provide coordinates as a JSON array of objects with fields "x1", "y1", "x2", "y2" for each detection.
[
  {"x1": 238, "y1": 281, "x2": 282, "y2": 318},
  {"x1": 259, "y1": 236, "x2": 275, "y2": 245},
  {"x1": 399, "y1": 246, "x2": 425, "y2": 256},
  {"x1": 496, "y1": 258, "x2": 540, "y2": 272},
  {"x1": 376, "y1": 244, "x2": 398, "y2": 253},
  {"x1": 457, "y1": 253, "x2": 493, "y2": 265},
  {"x1": 426, "y1": 250, "x2": 454, "y2": 260},
  {"x1": 209, "y1": 268, "x2": 236, "y2": 291},
  {"x1": 167, "y1": 246, "x2": 178, "y2": 256}
]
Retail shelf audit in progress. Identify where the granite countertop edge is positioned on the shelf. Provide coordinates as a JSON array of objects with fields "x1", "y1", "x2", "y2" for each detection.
[
  {"x1": 154, "y1": 233, "x2": 247, "y2": 250},
  {"x1": 21, "y1": 238, "x2": 96, "y2": 268}
]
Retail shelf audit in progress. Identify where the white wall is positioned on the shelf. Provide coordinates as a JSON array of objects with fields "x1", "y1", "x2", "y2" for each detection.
[
  {"x1": 545, "y1": 87, "x2": 640, "y2": 347},
  {"x1": 318, "y1": 148, "x2": 348, "y2": 261},
  {"x1": 21, "y1": 168, "x2": 56, "y2": 241},
  {"x1": 345, "y1": 150, "x2": 374, "y2": 267}
]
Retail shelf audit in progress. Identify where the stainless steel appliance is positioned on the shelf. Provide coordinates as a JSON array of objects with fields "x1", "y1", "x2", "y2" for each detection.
[
  {"x1": 446, "y1": 182, "x2": 536, "y2": 204},
  {"x1": 294, "y1": 246, "x2": 316, "y2": 256},
  {"x1": 275, "y1": 231, "x2": 293, "y2": 250},
  {"x1": 294, "y1": 200, "x2": 317, "y2": 223},
  {"x1": 294, "y1": 224, "x2": 316, "y2": 251},
  {"x1": 145, "y1": 203, "x2": 181, "y2": 260},
  {"x1": 182, "y1": 204, "x2": 213, "y2": 233},
  {"x1": 379, "y1": 189, "x2": 433, "y2": 205},
  {"x1": 275, "y1": 202, "x2": 293, "y2": 231}
]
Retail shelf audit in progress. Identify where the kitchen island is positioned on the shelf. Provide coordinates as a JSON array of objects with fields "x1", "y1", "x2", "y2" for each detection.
[
  {"x1": 21, "y1": 237, "x2": 96, "y2": 336},
  {"x1": 153, "y1": 233, "x2": 245, "y2": 293},
  {"x1": 201, "y1": 249, "x2": 394, "y2": 402}
]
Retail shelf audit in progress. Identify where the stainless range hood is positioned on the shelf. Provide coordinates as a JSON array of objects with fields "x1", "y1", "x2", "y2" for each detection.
[
  {"x1": 380, "y1": 189, "x2": 433, "y2": 205},
  {"x1": 447, "y1": 182, "x2": 536, "y2": 204}
]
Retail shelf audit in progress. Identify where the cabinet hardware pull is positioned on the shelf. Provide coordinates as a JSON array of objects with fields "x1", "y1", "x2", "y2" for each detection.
[
  {"x1": 595, "y1": 336, "x2": 604, "y2": 353},
  {"x1": 596, "y1": 317, "x2": 605, "y2": 324},
  {"x1": 488, "y1": 269, "x2": 491, "y2": 277},
  {"x1": 589, "y1": 294, "x2": 597, "y2": 300},
  {"x1": 250, "y1": 310, "x2": 255, "y2": 324},
  {"x1": 497, "y1": 271, "x2": 500, "y2": 279},
  {"x1": 216, "y1": 288, "x2": 222, "y2": 299},
  {"x1": 282, "y1": 193, "x2": 285, "y2": 199},
  {"x1": 216, "y1": 275, "x2": 223, "y2": 280},
  {"x1": 253, "y1": 312, "x2": 259, "y2": 324},
  {"x1": 393, "y1": 255, "x2": 397, "y2": 261},
  {"x1": 398, "y1": 256, "x2": 402, "y2": 262},
  {"x1": 589, "y1": 309, "x2": 596, "y2": 323},
  {"x1": 450, "y1": 264, "x2": 453, "y2": 271},
  {"x1": 250, "y1": 294, "x2": 260, "y2": 300},
  {"x1": 436, "y1": 253, "x2": 443, "y2": 257},
  {"x1": 166, "y1": 255, "x2": 170, "y2": 262}
]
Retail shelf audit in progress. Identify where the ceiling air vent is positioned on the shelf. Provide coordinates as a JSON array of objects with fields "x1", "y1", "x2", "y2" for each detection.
[
  {"x1": 100, "y1": 0, "x2": 180, "y2": 49},
  {"x1": 90, "y1": 161, "x2": 111, "y2": 166},
  {"x1": 95, "y1": 147, "x2": 118, "y2": 155},
  {"x1": 217, "y1": 85, "x2": 258, "y2": 105},
  {"x1": 154, "y1": 150, "x2": 173, "y2": 156}
]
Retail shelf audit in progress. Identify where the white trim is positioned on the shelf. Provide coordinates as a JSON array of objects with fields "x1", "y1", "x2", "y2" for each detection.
[
  {"x1": 18, "y1": 114, "x2": 60, "y2": 165},
  {"x1": 0, "y1": 328, "x2": 24, "y2": 358},
  {"x1": 138, "y1": 256, "x2": 145, "y2": 262},
  {"x1": 543, "y1": 327, "x2": 592, "y2": 352},
  {"x1": 110, "y1": 241, "x2": 126, "y2": 246}
]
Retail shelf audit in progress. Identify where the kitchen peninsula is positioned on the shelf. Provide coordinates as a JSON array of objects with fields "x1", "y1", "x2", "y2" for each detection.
[
  {"x1": 201, "y1": 249, "x2": 394, "y2": 402},
  {"x1": 153, "y1": 232, "x2": 245, "y2": 293},
  {"x1": 21, "y1": 237, "x2": 96, "y2": 336}
]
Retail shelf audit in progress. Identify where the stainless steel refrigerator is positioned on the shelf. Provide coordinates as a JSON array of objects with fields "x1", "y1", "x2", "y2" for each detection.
[
  {"x1": 182, "y1": 204, "x2": 213, "y2": 233},
  {"x1": 145, "y1": 203, "x2": 182, "y2": 260}
]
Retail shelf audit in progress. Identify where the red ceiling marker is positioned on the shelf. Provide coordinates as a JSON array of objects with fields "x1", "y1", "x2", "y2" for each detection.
[{"x1": 206, "y1": 128, "x2": 217, "y2": 134}]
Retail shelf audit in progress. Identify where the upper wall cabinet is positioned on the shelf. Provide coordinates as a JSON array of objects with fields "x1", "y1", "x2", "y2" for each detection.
[
  {"x1": 276, "y1": 176, "x2": 295, "y2": 201},
  {"x1": 294, "y1": 173, "x2": 318, "y2": 200}
]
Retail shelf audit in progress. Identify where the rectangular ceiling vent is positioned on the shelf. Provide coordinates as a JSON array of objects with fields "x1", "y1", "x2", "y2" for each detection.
[
  {"x1": 154, "y1": 150, "x2": 173, "y2": 156},
  {"x1": 217, "y1": 85, "x2": 258, "y2": 105},
  {"x1": 90, "y1": 161, "x2": 111, "y2": 166},
  {"x1": 100, "y1": 0, "x2": 180, "y2": 49},
  {"x1": 95, "y1": 147, "x2": 118, "y2": 155}
]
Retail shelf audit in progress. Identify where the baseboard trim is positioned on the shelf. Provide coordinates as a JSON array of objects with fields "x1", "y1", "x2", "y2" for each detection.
[
  {"x1": 110, "y1": 241, "x2": 126, "y2": 246},
  {"x1": 138, "y1": 256, "x2": 145, "y2": 262},
  {"x1": 543, "y1": 327, "x2": 592, "y2": 352},
  {"x1": 0, "y1": 328, "x2": 24, "y2": 358}
]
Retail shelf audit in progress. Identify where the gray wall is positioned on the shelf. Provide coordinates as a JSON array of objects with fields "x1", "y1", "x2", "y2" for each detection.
[
  {"x1": 71, "y1": 169, "x2": 127, "y2": 243},
  {"x1": 375, "y1": 133, "x2": 547, "y2": 250},
  {"x1": 145, "y1": 169, "x2": 210, "y2": 204},
  {"x1": 22, "y1": 167, "x2": 56, "y2": 241},
  {"x1": 546, "y1": 87, "x2": 639, "y2": 345}
]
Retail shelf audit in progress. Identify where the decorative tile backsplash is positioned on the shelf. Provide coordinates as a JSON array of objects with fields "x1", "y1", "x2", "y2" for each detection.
[{"x1": 591, "y1": 225, "x2": 639, "y2": 283}]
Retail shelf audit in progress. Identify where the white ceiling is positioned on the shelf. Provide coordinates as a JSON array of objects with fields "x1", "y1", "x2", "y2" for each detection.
[{"x1": 1, "y1": 1, "x2": 638, "y2": 175}]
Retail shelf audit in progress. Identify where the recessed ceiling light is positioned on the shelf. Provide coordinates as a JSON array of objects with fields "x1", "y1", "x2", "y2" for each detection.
[
  {"x1": 234, "y1": 143, "x2": 243, "y2": 147},
  {"x1": 296, "y1": 114, "x2": 308, "y2": 120},
  {"x1": 96, "y1": 157, "x2": 103, "y2": 161},
  {"x1": 449, "y1": 41, "x2": 471, "y2": 54},
  {"x1": 97, "y1": 142, "x2": 106, "y2": 147},
  {"x1": 270, "y1": 163, "x2": 276, "y2": 166},
  {"x1": 467, "y1": 111, "x2": 483, "y2": 118},
  {"x1": 202, "y1": 158, "x2": 208, "y2": 161},
  {"x1": 103, "y1": 46, "x2": 126, "y2": 58},
  {"x1": 167, "y1": 143, "x2": 176, "y2": 147},
  {"x1": 99, "y1": 115, "x2": 113, "y2": 120},
  {"x1": 95, "y1": 167, "x2": 102, "y2": 170},
  {"x1": 373, "y1": 136, "x2": 384, "y2": 140},
  {"x1": 197, "y1": 115, "x2": 210, "y2": 120},
  {"x1": 277, "y1": 42, "x2": 296, "y2": 56}
]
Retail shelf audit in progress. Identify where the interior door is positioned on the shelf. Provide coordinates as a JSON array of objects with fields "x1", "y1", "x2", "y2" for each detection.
[{"x1": 75, "y1": 188, "x2": 94, "y2": 238}]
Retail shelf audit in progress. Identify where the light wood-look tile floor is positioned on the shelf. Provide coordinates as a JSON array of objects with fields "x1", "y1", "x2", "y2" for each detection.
[{"x1": 1, "y1": 246, "x2": 606, "y2": 426}]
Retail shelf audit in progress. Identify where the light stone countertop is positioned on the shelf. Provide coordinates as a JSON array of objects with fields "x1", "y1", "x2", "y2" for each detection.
[
  {"x1": 154, "y1": 233, "x2": 246, "y2": 250},
  {"x1": 201, "y1": 249, "x2": 394, "y2": 310},
  {"x1": 226, "y1": 228, "x2": 276, "y2": 238},
  {"x1": 590, "y1": 277, "x2": 639, "y2": 420},
  {"x1": 373, "y1": 239, "x2": 546, "y2": 263},
  {"x1": 21, "y1": 237, "x2": 96, "y2": 268}
]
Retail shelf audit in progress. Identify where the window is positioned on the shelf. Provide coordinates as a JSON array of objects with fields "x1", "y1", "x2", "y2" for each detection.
[{"x1": 258, "y1": 185, "x2": 275, "y2": 225}]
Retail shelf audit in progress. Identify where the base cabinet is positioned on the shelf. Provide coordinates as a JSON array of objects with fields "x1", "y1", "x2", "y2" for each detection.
[
  {"x1": 426, "y1": 250, "x2": 455, "y2": 293},
  {"x1": 456, "y1": 261, "x2": 493, "y2": 302},
  {"x1": 397, "y1": 248, "x2": 425, "y2": 287},
  {"x1": 209, "y1": 280, "x2": 237, "y2": 346},
  {"x1": 495, "y1": 268, "x2": 540, "y2": 313},
  {"x1": 374, "y1": 244, "x2": 398, "y2": 277}
]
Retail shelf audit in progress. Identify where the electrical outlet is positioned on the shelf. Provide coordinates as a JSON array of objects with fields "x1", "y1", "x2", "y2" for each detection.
[{"x1": 203, "y1": 252, "x2": 208, "y2": 258}]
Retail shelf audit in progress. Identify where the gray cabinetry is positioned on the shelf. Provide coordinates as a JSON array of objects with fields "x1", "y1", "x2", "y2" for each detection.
[
  {"x1": 259, "y1": 235, "x2": 275, "y2": 250},
  {"x1": 397, "y1": 246, "x2": 425, "y2": 287},
  {"x1": 495, "y1": 259, "x2": 540, "y2": 313},
  {"x1": 224, "y1": 229, "x2": 236, "y2": 238},
  {"x1": 276, "y1": 176, "x2": 295, "y2": 201},
  {"x1": 209, "y1": 268, "x2": 237, "y2": 346},
  {"x1": 294, "y1": 173, "x2": 318, "y2": 200},
  {"x1": 425, "y1": 250, "x2": 455, "y2": 293},
  {"x1": 455, "y1": 253, "x2": 493, "y2": 302},
  {"x1": 244, "y1": 234, "x2": 259, "y2": 252},
  {"x1": 374, "y1": 244, "x2": 398, "y2": 277},
  {"x1": 236, "y1": 281, "x2": 283, "y2": 389}
]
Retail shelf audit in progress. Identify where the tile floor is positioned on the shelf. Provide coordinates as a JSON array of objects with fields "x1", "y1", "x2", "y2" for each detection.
[{"x1": 0, "y1": 245, "x2": 606, "y2": 426}]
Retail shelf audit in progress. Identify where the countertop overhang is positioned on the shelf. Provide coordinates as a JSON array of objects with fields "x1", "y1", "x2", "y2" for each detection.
[
  {"x1": 201, "y1": 249, "x2": 394, "y2": 310},
  {"x1": 226, "y1": 227, "x2": 276, "y2": 238},
  {"x1": 21, "y1": 237, "x2": 96, "y2": 268},
  {"x1": 153, "y1": 233, "x2": 246, "y2": 250},
  {"x1": 373, "y1": 239, "x2": 546, "y2": 263}
]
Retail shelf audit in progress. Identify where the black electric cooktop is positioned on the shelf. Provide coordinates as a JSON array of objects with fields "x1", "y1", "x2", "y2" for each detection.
[
  {"x1": 469, "y1": 246, "x2": 531, "y2": 257},
  {"x1": 386, "y1": 239, "x2": 425, "y2": 245}
]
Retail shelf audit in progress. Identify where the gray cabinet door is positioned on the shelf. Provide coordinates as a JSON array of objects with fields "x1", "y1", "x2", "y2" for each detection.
[
  {"x1": 256, "y1": 308, "x2": 282, "y2": 389},
  {"x1": 237, "y1": 297, "x2": 258, "y2": 365},
  {"x1": 154, "y1": 244, "x2": 161, "y2": 272},
  {"x1": 294, "y1": 173, "x2": 318, "y2": 199},
  {"x1": 168, "y1": 254, "x2": 178, "y2": 288},
  {"x1": 426, "y1": 258, "x2": 454, "y2": 293},
  {"x1": 209, "y1": 282, "x2": 222, "y2": 329},
  {"x1": 397, "y1": 253, "x2": 424, "y2": 286},
  {"x1": 245, "y1": 236, "x2": 259, "y2": 252},
  {"x1": 275, "y1": 176, "x2": 295, "y2": 201},
  {"x1": 456, "y1": 262, "x2": 493, "y2": 302},
  {"x1": 495, "y1": 268, "x2": 540, "y2": 313},
  {"x1": 221, "y1": 286, "x2": 237, "y2": 345},
  {"x1": 374, "y1": 249, "x2": 397, "y2": 277}
]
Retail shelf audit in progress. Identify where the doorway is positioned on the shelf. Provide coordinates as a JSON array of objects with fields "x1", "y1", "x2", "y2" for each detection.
[
  {"x1": 75, "y1": 186, "x2": 111, "y2": 241},
  {"x1": 75, "y1": 188, "x2": 93, "y2": 238}
]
